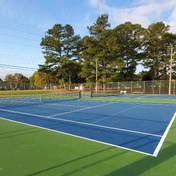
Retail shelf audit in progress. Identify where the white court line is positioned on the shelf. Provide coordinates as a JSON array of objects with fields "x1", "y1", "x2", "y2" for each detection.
[
  {"x1": 51, "y1": 117, "x2": 162, "y2": 138},
  {"x1": 46, "y1": 102, "x2": 88, "y2": 108},
  {"x1": 0, "y1": 107, "x2": 162, "y2": 138},
  {"x1": 144, "y1": 103, "x2": 176, "y2": 107},
  {"x1": 0, "y1": 108, "x2": 46, "y2": 118},
  {"x1": 92, "y1": 103, "x2": 142, "y2": 124},
  {"x1": 0, "y1": 101, "x2": 174, "y2": 157},
  {"x1": 50, "y1": 101, "x2": 115, "y2": 117},
  {"x1": 0, "y1": 116, "x2": 154, "y2": 157},
  {"x1": 153, "y1": 112, "x2": 176, "y2": 157}
]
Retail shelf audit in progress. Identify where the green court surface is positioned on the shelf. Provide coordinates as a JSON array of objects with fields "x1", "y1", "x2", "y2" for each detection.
[
  {"x1": 0, "y1": 115, "x2": 176, "y2": 176},
  {"x1": 87, "y1": 94, "x2": 176, "y2": 104}
]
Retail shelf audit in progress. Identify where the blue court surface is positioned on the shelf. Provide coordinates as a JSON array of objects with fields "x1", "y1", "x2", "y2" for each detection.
[
  {"x1": 117, "y1": 94, "x2": 176, "y2": 99},
  {"x1": 0, "y1": 99, "x2": 176, "y2": 157}
]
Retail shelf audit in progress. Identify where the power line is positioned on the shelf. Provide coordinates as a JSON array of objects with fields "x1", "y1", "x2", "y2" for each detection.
[
  {"x1": 0, "y1": 40, "x2": 40, "y2": 48},
  {"x1": 0, "y1": 25, "x2": 41, "y2": 36},
  {"x1": 0, "y1": 64, "x2": 38, "y2": 71},
  {"x1": 0, "y1": 25, "x2": 44, "y2": 73},
  {"x1": 0, "y1": 56, "x2": 44, "y2": 67},
  {"x1": 0, "y1": 25, "x2": 43, "y2": 48},
  {"x1": 0, "y1": 53, "x2": 44, "y2": 60},
  {"x1": 0, "y1": 32, "x2": 39, "y2": 42}
]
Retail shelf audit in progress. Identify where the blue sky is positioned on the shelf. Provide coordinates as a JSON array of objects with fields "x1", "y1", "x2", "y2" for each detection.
[{"x1": 0, "y1": 0, "x2": 176, "y2": 80}]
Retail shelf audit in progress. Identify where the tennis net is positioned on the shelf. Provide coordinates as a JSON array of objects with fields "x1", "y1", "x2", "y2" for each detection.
[
  {"x1": 0, "y1": 91, "x2": 81, "y2": 109},
  {"x1": 90, "y1": 90, "x2": 119, "y2": 98}
]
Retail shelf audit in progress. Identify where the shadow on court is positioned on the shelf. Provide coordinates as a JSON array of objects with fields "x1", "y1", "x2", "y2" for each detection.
[
  {"x1": 26, "y1": 147, "x2": 126, "y2": 176},
  {"x1": 60, "y1": 150, "x2": 128, "y2": 176},
  {"x1": 0, "y1": 127, "x2": 44, "y2": 139},
  {"x1": 0, "y1": 122, "x2": 72, "y2": 140},
  {"x1": 26, "y1": 143, "x2": 176, "y2": 176},
  {"x1": 106, "y1": 143, "x2": 176, "y2": 176}
]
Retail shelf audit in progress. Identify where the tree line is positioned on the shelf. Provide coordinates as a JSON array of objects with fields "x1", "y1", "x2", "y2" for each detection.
[
  {"x1": 1, "y1": 14, "x2": 176, "y2": 88},
  {"x1": 0, "y1": 73, "x2": 29, "y2": 90}
]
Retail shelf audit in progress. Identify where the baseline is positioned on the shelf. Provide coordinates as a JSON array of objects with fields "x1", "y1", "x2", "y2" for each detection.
[
  {"x1": 0, "y1": 116, "x2": 155, "y2": 157},
  {"x1": 153, "y1": 112, "x2": 176, "y2": 156}
]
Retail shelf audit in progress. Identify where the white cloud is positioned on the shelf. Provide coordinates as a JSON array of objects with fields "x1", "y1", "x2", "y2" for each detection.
[
  {"x1": 89, "y1": 0, "x2": 104, "y2": 7},
  {"x1": 166, "y1": 6, "x2": 176, "y2": 33},
  {"x1": 88, "y1": 0, "x2": 176, "y2": 31}
]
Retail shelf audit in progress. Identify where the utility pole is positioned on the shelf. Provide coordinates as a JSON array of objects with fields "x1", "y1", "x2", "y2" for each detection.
[{"x1": 168, "y1": 45, "x2": 173, "y2": 95}]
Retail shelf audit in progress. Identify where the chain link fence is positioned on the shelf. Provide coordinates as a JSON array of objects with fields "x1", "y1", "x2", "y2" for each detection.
[
  {"x1": 80, "y1": 80, "x2": 176, "y2": 95},
  {"x1": 0, "y1": 80, "x2": 176, "y2": 95}
]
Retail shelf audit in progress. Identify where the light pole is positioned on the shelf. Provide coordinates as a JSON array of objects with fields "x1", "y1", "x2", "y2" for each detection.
[{"x1": 168, "y1": 45, "x2": 173, "y2": 95}]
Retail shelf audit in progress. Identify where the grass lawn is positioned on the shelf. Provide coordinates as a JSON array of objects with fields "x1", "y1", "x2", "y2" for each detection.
[
  {"x1": 84, "y1": 96, "x2": 176, "y2": 104},
  {"x1": 0, "y1": 117, "x2": 176, "y2": 176}
]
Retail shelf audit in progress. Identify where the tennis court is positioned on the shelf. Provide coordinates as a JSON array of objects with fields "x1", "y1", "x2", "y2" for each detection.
[{"x1": 0, "y1": 93, "x2": 175, "y2": 157}]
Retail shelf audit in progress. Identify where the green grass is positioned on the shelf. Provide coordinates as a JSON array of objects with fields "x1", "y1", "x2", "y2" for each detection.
[
  {"x1": 0, "y1": 89, "x2": 70, "y2": 96},
  {"x1": 0, "y1": 118, "x2": 176, "y2": 176},
  {"x1": 0, "y1": 90, "x2": 49, "y2": 96},
  {"x1": 84, "y1": 96, "x2": 176, "y2": 104}
]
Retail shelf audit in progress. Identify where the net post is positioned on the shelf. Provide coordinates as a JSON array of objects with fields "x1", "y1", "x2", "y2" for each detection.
[
  {"x1": 39, "y1": 95, "x2": 42, "y2": 103},
  {"x1": 79, "y1": 91, "x2": 81, "y2": 99},
  {"x1": 90, "y1": 91, "x2": 93, "y2": 98}
]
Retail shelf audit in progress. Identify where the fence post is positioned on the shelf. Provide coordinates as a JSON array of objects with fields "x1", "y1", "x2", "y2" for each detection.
[
  {"x1": 159, "y1": 80, "x2": 161, "y2": 94},
  {"x1": 173, "y1": 80, "x2": 175, "y2": 95},
  {"x1": 143, "y1": 81, "x2": 145, "y2": 94},
  {"x1": 152, "y1": 81, "x2": 155, "y2": 94},
  {"x1": 79, "y1": 91, "x2": 81, "y2": 99}
]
